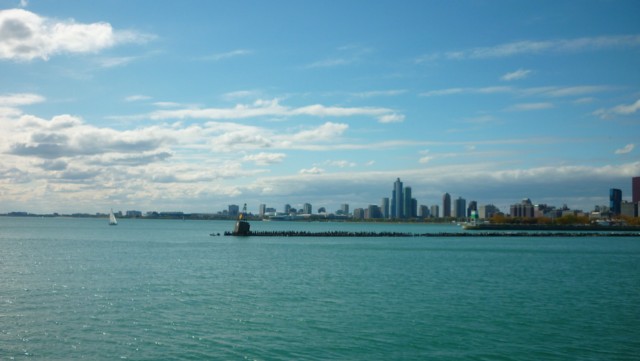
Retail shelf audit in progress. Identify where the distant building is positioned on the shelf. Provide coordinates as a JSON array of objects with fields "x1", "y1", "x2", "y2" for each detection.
[
  {"x1": 318, "y1": 207, "x2": 326, "y2": 214},
  {"x1": 303, "y1": 203, "x2": 312, "y2": 215},
  {"x1": 610, "y1": 188, "x2": 622, "y2": 215},
  {"x1": 478, "y1": 204, "x2": 499, "y2": 219},
  {"x1": 353, "y1": 208, "x2": 364, "y2": 220},
  {"x1": 284, "y1": 204, "x2": 291, "y2": 214},
  {"x1": 228, "y1": 205, "x2": 239, "y2": 216},
  {"x1": 381, "y1": 197, "x2": 389, "y2": 219},
  {"x1": 510, "y1": 198, "x2": 534, "y2": 218},
  {"x1": 633, "y1": 177, "x2": 640, "y2": 203},
  {"x1": 341, "y1": 203, "x2": 349, "y2": 216},
  {"x1": 454, "y1": 197, "x2": 466, "y2": 218},
  {"x1": 411, "y1": 198, "x2": 417, "y2": 218},
  {"x1": 403, "y1": 186, "x2": 412, "y2": 218},
  {"x1": 430, "y1": 204, "x2": 440, "y2": 218},
  {"x1": 366, "y1": 205, "x2": 382, "y2": 219},
  {"x1": 418, "y1": 205, "x2": 430, "y2": 218},
  {"x1": 126, "y1": 210, "x2": 142, "y2": 217},
  {"x1": 442, "y1": 193, "x2": 451, "y2": 218},
  {"x1": 621, "y1": 201, "x2": 638, "y2": 217},
  {"x1": 392, "y1": 178, "x2": 404, "y2": 218},
  {"x1": 259, "y1": 204, "x2": 266, "y2": 217}
]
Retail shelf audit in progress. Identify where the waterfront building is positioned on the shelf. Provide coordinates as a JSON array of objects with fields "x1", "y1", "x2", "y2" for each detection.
[
  {"x1": 392, "y1": 178, "x2": 404, "y2": 218},
  {"x1": 411, "y1": 198, "x2": 417, "y2": 218},
  {"x1": 478, "y1": 204, "x2": 499, "y2": 219},
  {"x1": 259, "y1": 204, "x2": 266, "y2": 217},
  {"x1": 621, "y1": 201, "x2": 638, "y2": 217},
  {"x1": 510, "y1": 198, "x2": 534, "y2": 218},
  {"x1": 353, "y1": 208, "x2": 364, "y2": 219},
  {"x1": 418, "y1": 205, "x2": 430, "y2": 218},
  {"x1": 442, "y1": 193, "x2": 451, "y2": 218},
  {"x1": 125, "y1": 210, "x2": 142, "y2": 217},
  {"x1": 610, "y1": 188, "x2": 622, "y2": 215},
  {"x1": 430, "y1": 205, "x2": 440, "y2": 218},
  {"x1": 381, "y1": 197, "x2": 389, "y2": 219},
  {"x1": 454, "y1": 197, "x2": 466, "y2": 219},
  {"x1": 366, "y1": 205, "x2": 382, "y2": 219},
  {"x1": 284, "y1": 204, "x2": 291, "y2": 214},
  {"x1": 318, "y1": 207, "x2": 326, "y2": 214},
  {"x1": 633, "y1": 176, "x2": 640, "y2": 203},
  {"x1": 228, "y1": 204, "x2": 239, "y2": 216},
  {"x1": 403, "y1": 186, "x2": 412, "y2": 218},
  {"x1": 340, "y1": 203, "x2": 349, "y2": 216},
  {"x1": 303, "y1": 203, "x2": 312, "y2": 215}
]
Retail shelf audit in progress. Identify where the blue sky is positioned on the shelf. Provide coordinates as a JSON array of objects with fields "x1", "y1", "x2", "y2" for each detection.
[{"x1": 1, "y1": 0, "x2": 639, "y2": 214}]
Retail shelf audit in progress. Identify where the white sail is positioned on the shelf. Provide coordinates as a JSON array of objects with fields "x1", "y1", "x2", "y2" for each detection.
[{"x1": 109, "y1": 209, "x2": 118, "y2": 225}]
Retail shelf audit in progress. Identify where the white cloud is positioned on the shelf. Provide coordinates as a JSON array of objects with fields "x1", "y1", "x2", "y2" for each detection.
[
  {"x1": 351, "y1": 89, "x2": 407, "y2": 98},
  {"x1": 289, "y1": 122, "x2": 348, "y2": 143},
  {"x1": 421, "y1": 85, "x2": 610, "y2": 98},
  {"x1": 0, "y1": 9, "x2": 153, "y2": 61},
  {"x1": 148, "y1": 98, "x2": 402, "y2": 124},
  {"x1": 615, "y1": 144, "x2": 635, "y2": 155},
  {"x1": 242, "y1": 152, "x2": 286, "y2": 166},
  {"x1": 201, "y1": 49, "x2": 252, "y2": 61},
  {"x1": 98, "y1": 56, "x2": 137, "y2": 68},
  {"x1": 420, "y1": 86, "x2": 512, "y2": 97},
  {"x1": 299, "y1": 167, "x2": 324, "y2": 174},
  {"x1": 505, "y1": 102, "x2": 554, "y2": 111},
  {"x1": 594, "y1": 99, "x2": 640, "y2": 119},
  {"x1": 378, "y1": 113, "x2": 405, "y2": 123},
  {"x1": 326, "y1": 160, "x2": 356, "y2": 168},
  {"x1": 501, "y1": 69, "x2": 532, "y2": 81},
  {"x1": 125, "y1": 94, "x2": 151, "y2": 102},
  {"x1": 0, "y1": 93, "x2": 45, "y2": 106},
  {"x1": 418, "y1": 35, "x2": 640, "y2": 62}
]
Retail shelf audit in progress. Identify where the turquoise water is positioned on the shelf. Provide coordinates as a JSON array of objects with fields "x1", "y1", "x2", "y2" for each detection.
[{"x1": 1, "y1": 217, "x2": 639, "y2": 360}]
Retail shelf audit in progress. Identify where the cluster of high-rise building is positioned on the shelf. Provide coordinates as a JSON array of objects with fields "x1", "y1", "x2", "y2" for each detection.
[
  {"x1": 252, "y1": 176, "x2": 640, "y2": 221},
  {"x1": 608, "y1": 176, "x2": 640, "y2": 217}
]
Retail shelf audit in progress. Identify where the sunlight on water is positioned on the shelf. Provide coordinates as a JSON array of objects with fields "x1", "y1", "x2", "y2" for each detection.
[{"x1": 1, "y1": 217, "x2": 639, "y2": 360}]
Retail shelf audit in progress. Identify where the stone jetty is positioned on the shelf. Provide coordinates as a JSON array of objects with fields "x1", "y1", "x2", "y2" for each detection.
[{"x1": 220, "y1": 230, "x2": 640, "y2": 238}]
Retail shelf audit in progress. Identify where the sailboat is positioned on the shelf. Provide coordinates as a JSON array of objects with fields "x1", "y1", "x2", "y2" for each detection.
[{"x1": 109, "y1": 209, "x2": 118, "y2": 226}]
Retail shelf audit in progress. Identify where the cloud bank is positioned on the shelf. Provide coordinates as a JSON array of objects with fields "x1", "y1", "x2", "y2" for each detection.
[{"x1": 0, "y1": 8, "x2": 153, "y2": 61}]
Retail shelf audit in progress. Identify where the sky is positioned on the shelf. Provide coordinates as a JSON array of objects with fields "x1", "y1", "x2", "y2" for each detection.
[{"x1": 0, "y1": 0, "x2": 639, "y2": 215}]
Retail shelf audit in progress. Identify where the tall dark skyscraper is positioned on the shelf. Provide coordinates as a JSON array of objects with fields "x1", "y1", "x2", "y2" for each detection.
[
  {"x1": 442, "y1": 192, "x2": 451, "y2": 218},
  {"x1": 633, "y1": 176, "x2": 640, "y2": 203},
  {"x1": 610, "y1": 188, "x2": 622, "y2": 215},
  {"x1": 392, "y1": 178, "x2": 404, "y2": 218},
  {"x1": 403, "y1": 186, "x2": 412, "y2": 218},
  {"x1": 454, "y1": 197, "x2": 466, "y2": 218}
]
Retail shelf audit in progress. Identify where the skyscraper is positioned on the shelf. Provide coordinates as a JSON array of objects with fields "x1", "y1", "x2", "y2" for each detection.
[
  {"x1": 381, "y1": 197, "x2": 389, "y2": 219},
  {"x1": 392, "y1": 178, "x2": 403, "y2": 219},
  {"x1": 610, "y1": 188, "x2": 622, "y2": 215},
  {"x1": 633, "y1": 176, "x2": 640, "y2": 203},
  {"x1": 403, "y1": 186, "x2": 412, "y2": 218},
  {"x1": 442, "y1": 193, "x2": 451, "y2": 218},
  {"x1": 340, "y1": 203, "x2": 349, "y2": 215},
  {"x1": 454, "y1": 197, "x2": 466, "y2": 218},
  {"x1": 430, "y1": 205, "x2": 439, "y2": 218}
]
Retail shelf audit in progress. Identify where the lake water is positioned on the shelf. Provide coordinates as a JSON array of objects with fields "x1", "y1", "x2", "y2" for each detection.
[{"x1": 1, "y1": 217, "x2": 639, "y2": 360}]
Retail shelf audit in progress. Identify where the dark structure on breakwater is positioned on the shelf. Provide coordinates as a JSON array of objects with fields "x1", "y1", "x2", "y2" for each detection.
[
  {"x1": 231, "y1": 204, "x2": 251, "y2": 236},
  {"x1": 220, "y1": 230, "x2": 640, "y2": 238}
]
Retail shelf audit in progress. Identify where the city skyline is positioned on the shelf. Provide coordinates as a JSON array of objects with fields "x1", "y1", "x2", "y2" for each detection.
[{"x1": 1, "y1": 1, "x2": 639, "y2": 214}]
